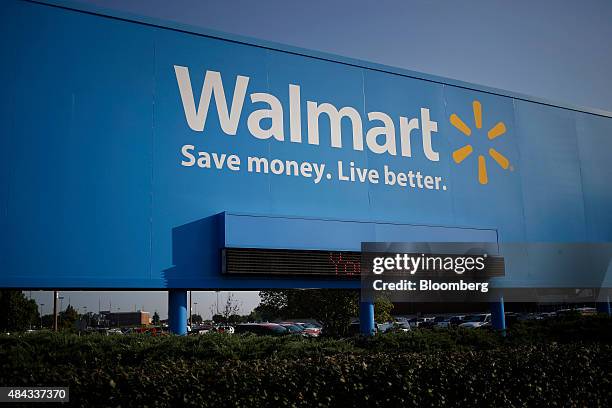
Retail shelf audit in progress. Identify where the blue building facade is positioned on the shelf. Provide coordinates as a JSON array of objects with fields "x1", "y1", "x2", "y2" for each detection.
[{"x1": 1, "y1": 1, "x2": 611, "y2": 333}]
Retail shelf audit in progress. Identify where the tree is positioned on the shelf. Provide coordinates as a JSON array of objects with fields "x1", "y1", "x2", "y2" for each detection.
[
  {"x1": 220, "y1": 293, "x2": 242, "y2": 324},
  {"x1": 255, "y1": 290, "x2": 288, "y2": 321},
  {"x1": 258, "y1": 289, "x2": 359, "y2": 337},
  {"x1": 190, "y1": 314, "x2": 202, "y2": 325},
  {"x1": 227, "y1": 314, "x2": 243, "y2": 324},
  {"x1": 0, "y1": 290, "x2": 39, "y2": 332},
  {"x1": 374, "y1": 296, "x2": 394, "y2": 323},
  {"x1": 60, "y1": 304, "x2": 79, "y2": 330},
  {"x1": 41, "y1": 314, "x2": 54, "y2": 329},
  {"x1": 152, "y1": 311, "x2": 161, "y2": 325},
  {"x1": 244, "y1": 309, "x2": 263, "y2": 322},
  {"x1": 299, "y1": 290, "x2": 358, "y2": 337}
]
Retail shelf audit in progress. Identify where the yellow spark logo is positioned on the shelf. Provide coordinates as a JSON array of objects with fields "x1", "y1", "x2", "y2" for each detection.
[{"x1": 450, "y1": 100, "x2": 511, "y2": 185}]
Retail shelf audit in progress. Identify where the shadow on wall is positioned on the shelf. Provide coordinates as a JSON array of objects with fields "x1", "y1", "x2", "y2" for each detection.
[{"x1": 162, "y1": 214, "x2": 224, "y2": 289}]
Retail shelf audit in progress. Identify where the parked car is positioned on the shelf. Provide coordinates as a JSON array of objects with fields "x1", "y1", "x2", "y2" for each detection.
[
  {"x1": 391, "y1": 321, "x2": 412, "y2": 332},
  {"x1": 420, "y1": 316, "x2": 446, "y2": 328},
  {"x1": 133, "y1": 327, "x2": 166, "y2": 336},
  {"x1": 576, "y1": 307, "x2": 596, "y2": 316},
  {"x1": 517, "y1": 313, "x2": 543, "y2": 321},
  {"x1": 215, "y1": 325, "x2": 235, "y2": 334},
  {"x1": 279, "y1": 323, "x2": 307, "y2": 336},
  {"x1": 294, "y1": 322, "x2": 322, "y2": 337},
  {"x1": 191, "y1": 323, "x2": 214, "y2": 334},
  {"x1": 234, "y1": 323, "x2": 287, "y2": 336},
  {"x1": 556, "y1": 308, "x2": 576, "y2": 317},
  {"x1": 375, "y1": 322, "x2": 395, "y2": 333},
  {"x1": 408, "y1": 318, "x2": 426, "y2": 328},
  {"x1": 459, "y1": 314, "x2": 491, "y2": 329},
  {"x1": 436, "y1": 315, "x2": 465, "y2": 329}
]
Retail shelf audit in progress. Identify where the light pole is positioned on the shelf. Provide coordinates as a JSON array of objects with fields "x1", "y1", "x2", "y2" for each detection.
[
  {"x1": 53, "y1": 291, "x2": 59, "y2": 332},
  {"x1": 58, "y1": 296, "x2": 64, "y2": 329},
  {"x1": 216, "y1": 291, "x2": 220, "y2": 315},
  {"x1": 193, "y1": 302, "x2": 198, "y2": 321},
  {"x1": 39, "y1": 303, "x2": 44, "y2": 328}
]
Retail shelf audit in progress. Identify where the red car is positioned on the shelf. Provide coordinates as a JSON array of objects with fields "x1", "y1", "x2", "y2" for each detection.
[{"x1": 292, "y1": 322, "x2": 322, "y2": 337}]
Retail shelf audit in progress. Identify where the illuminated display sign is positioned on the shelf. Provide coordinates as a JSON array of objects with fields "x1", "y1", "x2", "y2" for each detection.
[
  {"x1": 222, "y1": 247, "x2": 505, "y2": 279},
  {"x1": 223, "y1": 248, "x2": 361, "y2": 278}
]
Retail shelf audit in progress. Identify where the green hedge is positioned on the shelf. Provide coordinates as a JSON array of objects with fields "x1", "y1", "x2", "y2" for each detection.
[
  {"x1": 0, "y1": 316, "x2": 611, "y2": 407},
  {"x1": 1, "y1": 344, "x2": 610, "y2": 407}
]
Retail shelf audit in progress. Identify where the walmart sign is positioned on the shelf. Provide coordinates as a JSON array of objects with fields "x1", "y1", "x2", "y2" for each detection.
[{"x1": 175, "y1": 66, "x2": 516, "y2": 187}]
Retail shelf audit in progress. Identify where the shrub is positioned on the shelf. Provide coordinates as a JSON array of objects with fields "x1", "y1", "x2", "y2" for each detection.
[{"x1": 0, "y1": 316, "x2": 610, "y2": 406}]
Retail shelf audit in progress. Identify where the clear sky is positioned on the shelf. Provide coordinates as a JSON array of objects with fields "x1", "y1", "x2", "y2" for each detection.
[
  {"x1": 29, "y1": 290, "x2": 257, "y2": 320},
  {"x1": 69, "y1": 0, "x2": 612, "y2": 112},
  {"x1": 30, "y1": 0, "x2": 612, "y2": 318}
]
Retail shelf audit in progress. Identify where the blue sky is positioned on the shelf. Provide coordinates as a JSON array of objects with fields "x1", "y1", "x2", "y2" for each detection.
[
  {"x1": 30, "y1": 0, "x2": 612, "y2": 318},
  {"x1": 71, "y1": 0, "x2": 612, "y2": 112}
]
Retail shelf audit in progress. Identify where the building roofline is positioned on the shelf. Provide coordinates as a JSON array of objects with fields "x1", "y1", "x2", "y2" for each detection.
[{"x1": 22, "y1": 0, "x2": 612, "y2": 119}]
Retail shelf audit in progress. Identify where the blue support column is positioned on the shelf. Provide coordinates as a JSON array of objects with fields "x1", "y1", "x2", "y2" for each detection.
[
  {"x1": 168, "y1": 290, "x2": 188, "y2": 335},
  {"x1": 359, "y1": 300, "x2": 375, "y2": 336},
  {"x1": 596, "y1": 296, "x2": 611, "y2": 316},
  {"x1": 490, "y1": 296, "x2": 506, "y2": 335}
]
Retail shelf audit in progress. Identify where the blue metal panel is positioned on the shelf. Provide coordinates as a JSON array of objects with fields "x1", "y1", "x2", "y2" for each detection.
[
  {"x1": 443, "y1": 87, "x2": 526, "y2": 242},
  {"x1": 224, "y1": 214, "x2": 374, "y2": 252},
  {"x1": 515, "y1": 101, "x2": 587, "y2": 242},
  {"x1": 373, "y1": 223, "x2": 497, "y2": 244},
  {"x1": 223, "y1": 213, "x2": 497, "y2": 251},
  {"x1": 265, "y1": 51, "x2": 371, "y2": 221},
  {"x1": 362, "y1": 71, "x2": 453, "y2": 226},
  {"x1": 1, "y1": 1, "x2": 154, "y2": 286},
  {"x1": 150, "y1": 30, "x2": 273, "y2": 287},
  {"x1": 0, "y1": 3, "x2": 18, "y2": 276},
  {"x1": 575, "y1": 113, "x2": 612, "y2": 242}
]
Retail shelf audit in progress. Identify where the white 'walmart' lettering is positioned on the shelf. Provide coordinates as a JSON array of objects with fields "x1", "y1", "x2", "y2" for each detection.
[{"x1": 174, "y1": 65, "x2": 440, "y2": 161}]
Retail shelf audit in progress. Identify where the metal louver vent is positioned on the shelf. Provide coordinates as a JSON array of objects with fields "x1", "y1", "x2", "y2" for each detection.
[{"x1": 222, "y1": 248, "x2": 361, "y2": 278}]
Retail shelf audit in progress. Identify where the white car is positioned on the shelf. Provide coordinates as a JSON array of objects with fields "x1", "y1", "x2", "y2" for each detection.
[
  {"x1": 376, "y1": 322, "x2": 395, "y2": 333},
  {"x1": 393, "y1": 322, "x2": 412, "y2": 332},
  {"x1": 459, "y1": 314, "x2": 491, "y2": 329}
]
